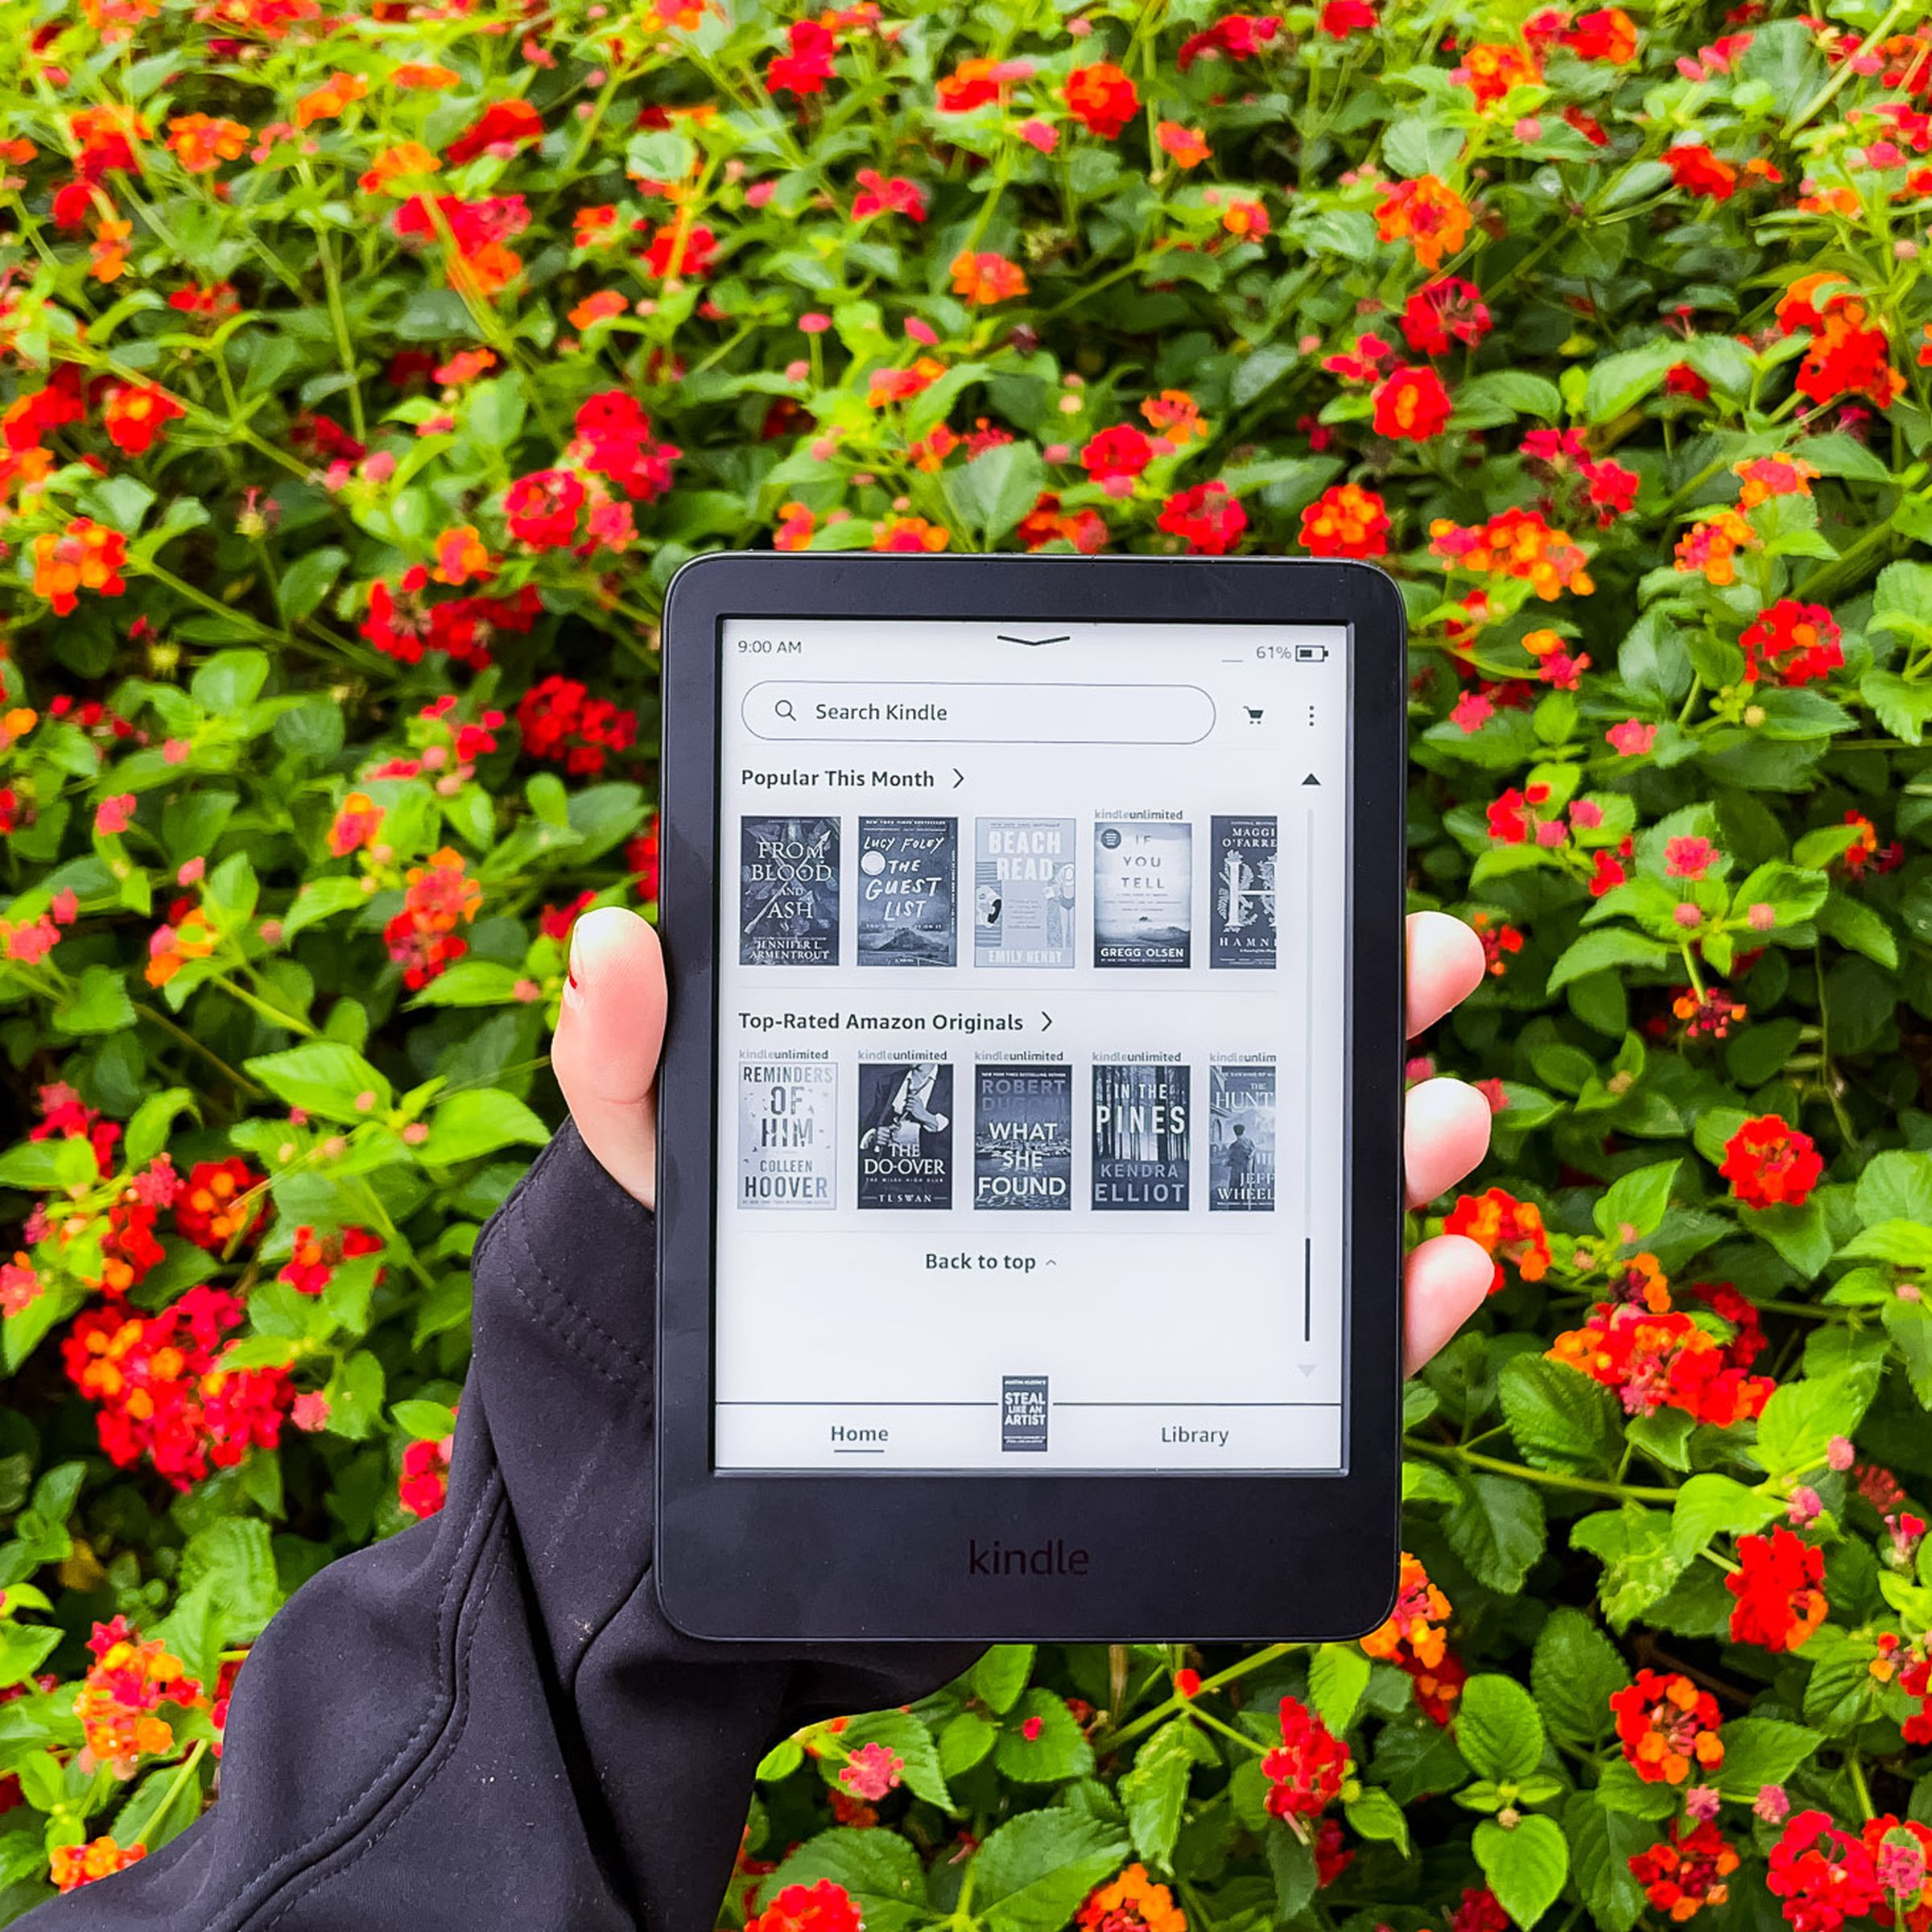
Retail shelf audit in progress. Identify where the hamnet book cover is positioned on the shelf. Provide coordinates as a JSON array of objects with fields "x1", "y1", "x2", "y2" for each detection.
[
  {"x1": 739, "y1": 815, "x2": 840, "y2": 966},
  {"x1": 972, "y1": 1065, "x2": 1072, "y2": 1211},
  {"x1": 857, "y1": 1063, "x2": 953, "y2": 1209},
  {"x1": 1208, "y1": 1064, "x2": 1277, "y2": 1212},
  {"x1": 737, "y1": 1056, "x2": 837, "y2": 1209},
  {"x1": 1210, "y1": 815, "x2": 1278, "y2": 969},
  {"x1": 856, "y1": 817, "x2": 957, "y2": 968},
  {"x1": 1092, "y1": 1063, "x2": 1191, "y2": 1211},
  {"x1": 1092, "y1": 819, "x2": 1192, "y2": 968},
  {"x1": 972, "y1": 818, "x2": 1076, "y2": 969}
]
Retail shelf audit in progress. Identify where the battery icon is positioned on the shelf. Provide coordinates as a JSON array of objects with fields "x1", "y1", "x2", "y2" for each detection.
[{"x1": 1294, "y1": 645, "x2": 1330, "y2": 663}]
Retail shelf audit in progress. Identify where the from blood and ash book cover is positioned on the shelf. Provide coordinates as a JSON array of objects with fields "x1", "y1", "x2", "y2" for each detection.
[
  {"x1": 973, "y1": 819, "x2": 1076, "y2": 969},
  {"x1": 739, "y1": 815, "x2": 840, "y2": 966},
  {"x1": 737, "y1": 1055, "x2": 837, "y2": 1208},
  {"x1": 857, "y1": 817, "x2": 956, "y2": 968},
  {"x1": 857, "y1": 1062, "x2": 953, "y2": 1208},
  {"x1": 973, "y1": 1064, "x2": 1072, "y2": 1210},
  {"x1": 1093, "y1": 819, "x2": 1191, "y2": 968},
  {"x1": 1210, "y1": 814, "x2": 1277, "y2": 969},
  {"x1": 1092, "y1": 1063, "x2": 1191, "y2": 1210}
]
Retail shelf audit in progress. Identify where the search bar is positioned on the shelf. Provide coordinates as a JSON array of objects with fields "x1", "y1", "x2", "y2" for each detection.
[{"x1": 742, "y1": 681, "x2": 1216, "y2": 745}]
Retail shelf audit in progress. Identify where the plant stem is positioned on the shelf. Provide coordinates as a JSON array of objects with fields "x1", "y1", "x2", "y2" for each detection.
[
  {"x1": 1104, "y1": 1641, "x2": 1298, "y2": 1751},
  {"x1": 1410, "y1": 1439, "x2": 1679, "y2": 1501}
]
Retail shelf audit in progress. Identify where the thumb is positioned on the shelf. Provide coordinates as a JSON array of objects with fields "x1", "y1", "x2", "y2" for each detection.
[{"x1": 551, "y1": 906, "x2": 665, "y2": 1208}]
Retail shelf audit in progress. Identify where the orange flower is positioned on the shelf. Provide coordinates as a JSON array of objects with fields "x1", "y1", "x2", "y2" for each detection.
[
  {"x1": 101, "y1": 383, "x2": 184, "y2": 456},
  {"x1": 950, "y1": 250, "x2": 1028, "y2": 305},
  {"x1": 295, "y1": 70, "x2": 368, "y2": 127},
  {"x1": 328, "y1": 792, "x2": 385, "y2": 857},
  {"x1": 146, "y1": 906, "x2": 217, "y2": 988},
  {"x1": 1141, "y1": 390, "x2": 1205, "y2": 444},
  {"x1": 431, "y1": 526, "x2": 493, "y2": 586},
  {"x1": 1454, "y1": 42, "x2": 1542, "y2": 106},
  {"x1": 51, "y1": 1836, "x2": 147, "y2": 1893},
  {"x1": 31, "y1": 519, "x2": 129, "y2": 614},
  {"x1": 1078, "y1": 1865, "x2": 1187, "y2": 1932},
  {"x1": 1673, "y1": 508, "x2": 1757, "y2": 587},
  {"x1": 75, "y1": 1617, "x2": 204, "y2": 1777},
  {"x1": 774, "y1": 502, "x2": 815, "y2": 551},
  {"x1": 91, "y1": 214, "x2": 134, "y2": 284},
  {"x1": 867, "y1": 357, "x2": 945, "y2": 406},
  {"x1": 357, "y1": 142, "x2": 440, "y2": 196},
  {"x1": 1220, "y1": 196, "x2": 1269, "y2": 238},
  {"x1": 1430, "y1": 507, "x2": 1594, "y2": 599},
  {"x1": 1157, "y1": 121, "x2": 1211, "y2": 168},
  {"x1": 1445, "y1": 1187, "x2": 1552, "y2": 1292},
  {"x1": 1362, "y1": 1552, "x2": 1451, "y2": 1670},
  {"x1": 1301, "y1": 482, "x2": 1390, "y2": 559},
  {"x1": 872, "y1": 514, "x2": 949, "y2": 553},
  {"x1": 1376, "y1": 175, "x2": 1472, "y2": 271},
  {"x1": 1733, "y1": 453, "x2": 1818, "y2": 509},
  {"x1": 390, "y1": 62, "x2": 460, "y2": 89},
  {"x1": 1064, "y1": 62, "x2": 1138, "y2": 139},
  {"x1": 166, "y1": 114, "x2": 250, "y2": 172}
]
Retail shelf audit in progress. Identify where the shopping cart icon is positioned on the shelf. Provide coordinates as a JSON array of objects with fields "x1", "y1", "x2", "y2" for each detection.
[{"x1": 1245, "y1": 706, "x2": 1265, "y2": 724}]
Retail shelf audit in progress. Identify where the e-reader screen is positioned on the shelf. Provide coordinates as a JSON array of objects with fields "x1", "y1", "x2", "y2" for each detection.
[{"x1": 712, "y1": 618, "x2": 1350, "y2": 1474}]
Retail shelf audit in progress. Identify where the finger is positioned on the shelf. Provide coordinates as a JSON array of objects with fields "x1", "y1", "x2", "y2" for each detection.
[
  {"x1": 551, "y1": 906, "x2": 665, "y2": 1209},
  {"x1": 1404, "y1": 1234, "x2": 1493, "y2": 1376},
  {"x1": 1404, "y1": 1076, "x2": 1493, "y2": 1208},
  {"x1": 1407, "y1": 910, "x2": 1485, "y2": 1039}
]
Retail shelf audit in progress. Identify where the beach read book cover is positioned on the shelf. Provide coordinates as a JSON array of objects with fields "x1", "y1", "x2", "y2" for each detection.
[
  {"x1": 972, "y1": 818, "x2": 1076, "y2": 969},
  {"x1": 857, "y1": 817, "x2": 956, "y2": 967},
  {"x1": 739, "y1": 815, "x2": 840, "y2": 966},
  {"x1": 1093, "y1": 819, "x2": 1192, "y2": 968}
]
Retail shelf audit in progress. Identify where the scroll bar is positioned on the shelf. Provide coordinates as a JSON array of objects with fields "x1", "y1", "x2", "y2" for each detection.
[{"x1": 1304, "y1": 811, "x2": 1316, "y2": 1344}]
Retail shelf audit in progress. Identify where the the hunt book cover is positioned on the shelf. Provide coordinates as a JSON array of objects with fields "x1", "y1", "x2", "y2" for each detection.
[
  {"x1": 739, "y1": 816, "x2": 840, "y2": 966},
  {"x1": 1209, "y1": 1063, "x2": 1277, "y2": 1212},
  {"x1": 973, "y1": 818, "x2": 1076, "y2": 969},
  {"x1": 737, "y1": 1057, "x2": 837, "y2": 1209},
  {"x1": 1092, "y1": 1063, "x2": 1191, "y2": 1211},
  {"x1": 972, "y1": 1065, "x2": 1072, "y2": 1210},
  {"x1": 1210, "y1": 815, "x2": 1278, "y2": 969},
  {"x1": 857, "y1": 1062, "x2": 953, "y2": 1209},
  {"x1": 857, "y1": 817, "x2": 956, "y2": 967},
  {"x1": 1093, "y1": 819, "x2": 1192, "y2": 968}
]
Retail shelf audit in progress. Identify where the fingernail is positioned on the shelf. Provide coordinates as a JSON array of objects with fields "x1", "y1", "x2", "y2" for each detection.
[{"x1": 564, "y1": 930, "x2": 584, "y2": 1008}]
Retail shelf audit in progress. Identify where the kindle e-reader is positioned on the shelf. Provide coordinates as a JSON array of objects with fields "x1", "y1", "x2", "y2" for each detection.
[{"x1": 654, "y1": 552, "x2": 1406, "y2": 1642}]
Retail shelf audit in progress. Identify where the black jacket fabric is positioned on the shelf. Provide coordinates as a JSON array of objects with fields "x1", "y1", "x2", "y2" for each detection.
[{"x1": 35, "y1": 1125, "x2": 978, "y2": 1930}]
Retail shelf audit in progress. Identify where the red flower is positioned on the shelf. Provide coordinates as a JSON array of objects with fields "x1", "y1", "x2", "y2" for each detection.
[
  {"x1": 1767, "y1": 1811, "x2": 1882, "y2": 1932},
  {"x1": 175, "y1": 1156, "x2": 267, "y2": 1253},
  {"x1": 1720, "y1": 1115, "x2": 1823, "y2": 1209},
  {"x1": 627, "y1": 815, "x2": 662, "y2": 902},
  {"x1": 1629, "y1": 1820, "x2": 1740, "y2": 1922},
  {"x1": 1612, "y1": 1670, "x2": 1726, "y2": 1784},
  {"x1": 1158, "y1": 481, "x2": 1246, "y2": 555},
  {"x1": 1080, "y1": 423, "x2": 1155, "y2": 490},
  {"x1": 641, "y1": 220, "x2": 716, "y2": 280},
  {"x1": 385, "y1": 848, "x2": 483, "y2": 989},
  {"x1": 1447, "y1": 1187, "x2": 1553, "y2": 1293},
  {"x1": 1018, "y1": 492, "x2": 1108, "y2": 554},
  {"x1": 1377, "y1": 175, "x2": 1474, "y2": 271},
  {"x1": 1665, "y1": 834, "x2": 1719, "y2": 880},
  {"x1": 1300, "y1": 483, "x2": 1390, "y2": 558},
  {"x1": 766, "y1": 19, "x2": 836, "y2": 97},
  {"x1": 1177, "y1": 13, "x2": 1282, "y2": 68},
  {"x1": 101, "y1": 382, "x2": 184, "y2": 455},
  {"x1": 1728, "y1": 1528, "x2": 1828, "y2": 1653},
  {"x1": 572, "y1": 391, "x2": 681, "y2": 501},
  {"x1": 279, "y1": 1226, "x2": 382, "y2": 1296},
  {"x1": 446, "y1": 98, "x2": 543, "y2": 165},
  {"x1": 1319, "y1": 0, "x2": 1377, "y2": 34},
  {"x1": 852, "y1": 170, "x2": 925, "y2": 221},
  {"x1": 399, "y1": 1434, "x2": 452, "y2": 1518},
  {"x1": 745, "y1": 1880, "x2": 864, "y2": 1932},
  {"x1": 31, "y1": 518, "x2": 128, "y2": 614},
  {"x1": 503, "y1": 469, "x2": 586, "y2": 550},
  {"x1": 1400, "y1": 278, "x2": 1492, "y2": 354},
  {"x1": 516, "y1": 674, "x2": 638, "y2": 777},
  {"x1": 1740, "y1": 600, "x2": 1843, "y2": 687},
  {"x1": 951, "y1": 250, "x2": 1027, "y2": 305},
  {"x1": 1664, "y1": 143, "x2": 1739, "y2": 199},
  {"x1": 51, "y1": 1837, "x2": 147, "y2": 1893},
  {"x1": 1261, "y1": 1695, "x2": 1350, "y2": 1819},
  {"x1": 934, "y1": 57, "x2": 1034, "y2": 114},
  {"x1": 1563, "y1": 7, "x2": 1639, "y2": 61},
  {"x1": 1452, "y1": 1891, "x2": 1510, "y2": 1932},
  {"x1": 1372, "y1": 364, "x2": 1453, "y2": 440},
  {"x1": 1064, "y1": 62, "x2": 1138, "y2": 139}
]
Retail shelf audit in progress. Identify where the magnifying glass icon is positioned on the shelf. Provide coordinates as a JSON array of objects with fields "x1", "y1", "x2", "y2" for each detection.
[{"x1": 774, "y1": 699, "x2": 797, "y2": 722}]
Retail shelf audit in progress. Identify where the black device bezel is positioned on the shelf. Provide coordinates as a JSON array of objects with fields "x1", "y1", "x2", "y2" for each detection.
[{"x1": 654, "y1": 551, "x2": 1406, "y2": 1642}]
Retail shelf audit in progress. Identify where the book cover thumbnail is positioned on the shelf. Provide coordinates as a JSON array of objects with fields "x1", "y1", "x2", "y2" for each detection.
[
  {"x1": 1209, "y1": 1064, "x2": 1276, "y2": 1212},
  {"x1": 857, "y1": 817, "x2": 956, "y2": 968},
  {"x1": 737, "y1": 1059, "x2": 837, "y2": 1209},
  {"x1": 973, "y1": 819, "x2": 1076, "y2": 970},
  {"x1": 1210, "y1": 815, "x2": 1278, "y2": 969},
  {"x1": 973, "y1": 1065, "x2": 1072, "y2": 1211},
  {"x1": 739, "y1": 816, "x2": 840, "y2": 966},
  {"x1": 857, "y1": 1063, "x2": 954, "y2": 1209},
  {"x1": 1093, "y1": 820, "x2": 1192, "y2": 968},
  {"x1": 1092, "y1": 1064, "x2": 1191, "y2": 1211}
]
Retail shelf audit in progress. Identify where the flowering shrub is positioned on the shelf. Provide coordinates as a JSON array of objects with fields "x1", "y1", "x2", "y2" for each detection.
[{"x1": 0, "y1": 0, "x2": 1930, "y2": 1924}]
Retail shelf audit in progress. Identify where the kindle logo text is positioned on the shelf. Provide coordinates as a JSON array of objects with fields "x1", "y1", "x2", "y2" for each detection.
[{"x1": 967, "y1": 1538, "x2": 1090, "y2": 1578}]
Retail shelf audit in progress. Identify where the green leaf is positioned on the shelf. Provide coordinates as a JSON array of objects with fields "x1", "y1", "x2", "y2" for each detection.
[
  {"x1": 281, "y1": 877, "x2": 371, "y2": 940},
  {"x1": 0, "y1": 1136, "x2": 100, "y2": 1190},
  {"x1": 1530, "y1": 1608, "x2": 1625, "y2": 1745},
  {"x1": 407, "y1": 961, "x2": 527, "y2": 1008},
  {"x1": 1458, "y1": 1674, "x2": 1546, "y2": 1782},
  {"x1": 1567, "y1": 1790, "x2": 1649, "y2": 1932},
  {"x1": 938, "y1": 1711, "x2": 997, "y2": 1779},
  {"x1": 968, "y1": 1811, "x2": 1129, "y2": 1932},
  {"x1": 1344, "y1": 1784, "x2": 1411, "y2": 1855},
  {"x1": 1501, "y1": 1356, "x2": 1622, "y2": 1475},
  {"x1": 758, "y1": 1829, "x2": 928, "y2": 1929},
  {"x1": 245, "y1": 1042, "x2": 391, "y2": 1123},
  {"x1": 1120, "y1": 1721, "x2": 1191, "y2": 1872},
  {"x1": 420, "y1": 1090, "x2": 550, "y2": 1166},
  {"x1": 1755, "y1": 1372, "x2": 1872, "y2": 1482},
  {"x1": 191, "y1": 648, "x2": 269, "y2": 713},
  {"x1": 1816, "y1": 895, "x2": 1897, "y2": 968},
  {"x1": 278, "y1": 547, "x2": 348, "y2": 622},
  {"x1": 1265, "y1": 1826, "x2": 1318, "y2": 1921},
  {"x1": 1443, "y1": 1472, "x2": 1546, "y2": 1593},
  {"x1": 1855, "y1": 1151, "x2": 1932, "y2": 1226},
  {"x1": 972, "y1": 1644, "x2": 1035, "y2": 1715},
  {"x1": 1307, "y1": 1643, "x2": 1372, "y2": 1732},
  {"x1": 1585, "y1": 341, "x2": 1679, "y2": 423},
  {"x1": 996, "y1": 1688, "x2": 1094, "y2": 1784},
  {"x1": 1717, "y1": 1717, "x2": 1822, "y2": 1798},
  {"x1": 1594, "y1": 1160, "x2": 1678, "y2": 1242},
  {"x1": 1548, "y1": 928, "x2": 1668, "y2": 993},
  {"x1": 1670, "y1": 1475, "x2": 1783, "y2": 1561},
  {"x1": 1474, "y1": 1814, "x2": 1569, "y2": 1926},
  {"x1": 52, "y1": 964, "x2": 136, "y2": 1037},
  {"x1": 942, "y1": 441, "x2": 1046, "y2": 545}
]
